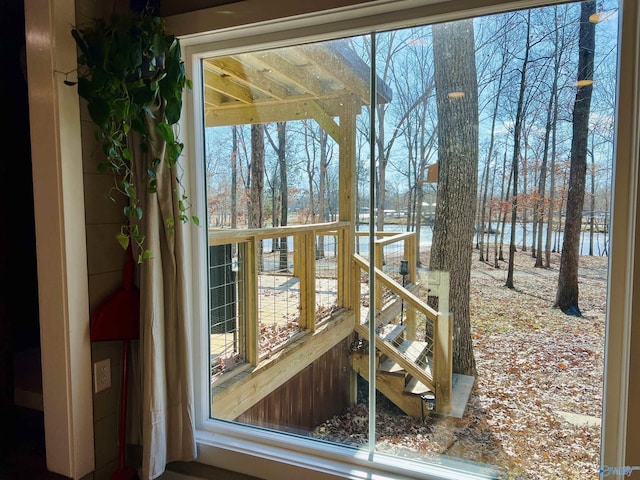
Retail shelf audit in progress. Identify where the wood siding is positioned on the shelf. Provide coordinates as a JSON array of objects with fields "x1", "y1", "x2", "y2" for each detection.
[{"x1": 235, "y1": 336, "x2": 353, "y2": 432}]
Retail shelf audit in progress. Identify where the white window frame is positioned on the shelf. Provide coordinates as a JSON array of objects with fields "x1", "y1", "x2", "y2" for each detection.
[{"x1": 170, "y1": 0, "x2": 638, "y2": 478}]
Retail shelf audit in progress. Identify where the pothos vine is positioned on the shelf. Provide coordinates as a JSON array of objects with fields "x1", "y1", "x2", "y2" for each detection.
[{"x1": 66, "y1": 6, "x2": 199, "y2": 263}]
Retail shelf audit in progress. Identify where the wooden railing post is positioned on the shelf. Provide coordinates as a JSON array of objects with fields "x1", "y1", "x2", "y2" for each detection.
[
  {"x1": 300, "y1": 231, "x2": 316, "y2": 332},
  {"x1": 243, "y1": 239, "x2": 259, "y2": 366},
  {"x1": 375, "y1": 241, "x2": 383, "y2": 312},
  {"x1": 427, "y1": 270, "x2": 450, "y2": 314},
  {"x1": 293, "y1": 235, "x2": 302, "y2": 278},
  {"x1": 434, "y1": 312, "x2": 452, "y2": 414},
  {"x1": 404, "y1": 235, "x2": 417, "y2": 340}
]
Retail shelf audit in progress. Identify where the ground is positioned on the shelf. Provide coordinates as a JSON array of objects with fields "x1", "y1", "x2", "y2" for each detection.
[{"x1": 311, "y1": 248, "x2": 607, "y2": 480}]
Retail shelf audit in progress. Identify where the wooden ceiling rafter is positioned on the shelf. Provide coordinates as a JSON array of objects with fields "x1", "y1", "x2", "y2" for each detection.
[
  {"x1": 204, "y1": 56, "x2": 289, "y2": 101},
  {"x1": 201, "y1": 39, "x2": 391, "y2": 129}
]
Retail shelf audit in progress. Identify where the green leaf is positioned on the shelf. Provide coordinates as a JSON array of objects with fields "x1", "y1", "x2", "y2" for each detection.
[
  {"x1": 156, "y1": 122, "x2": 175, "y2": 143},
  {"x1": 116, "y1": 232, "x2": 129, "y2": 250},
  {"x1": 123, "y1": 183, "x2": 136, "y2": 198},
  {"x1": 192, "y1": 215, "x2": 200, "y2": 226},
  {"x1": 87, "y1": 98, "x2": 110, "y2": 128}
]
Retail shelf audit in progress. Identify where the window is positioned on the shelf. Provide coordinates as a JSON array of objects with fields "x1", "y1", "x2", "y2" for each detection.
[{"x1": 177, "y1": 0, "x2": 636, "y2": 478}]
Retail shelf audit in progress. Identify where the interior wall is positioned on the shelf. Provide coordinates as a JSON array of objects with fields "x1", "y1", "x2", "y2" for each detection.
[{"x1": 75, "y1": 0, "x2": 133, "y2": 478}]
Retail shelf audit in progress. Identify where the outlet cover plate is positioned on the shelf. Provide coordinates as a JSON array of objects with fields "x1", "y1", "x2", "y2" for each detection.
[{"x1": 94, "y1": 358, "x2": 111, "y2": 393}]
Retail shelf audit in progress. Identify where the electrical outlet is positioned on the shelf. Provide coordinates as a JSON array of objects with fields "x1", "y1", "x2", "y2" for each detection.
[{"x1": 94, "y1": 358, "x2": 111, "y2": 393}]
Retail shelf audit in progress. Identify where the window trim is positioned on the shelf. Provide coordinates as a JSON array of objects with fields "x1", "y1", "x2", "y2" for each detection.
[{"x1": 172, "y1": 0, "x2": 636, "y2": 477}]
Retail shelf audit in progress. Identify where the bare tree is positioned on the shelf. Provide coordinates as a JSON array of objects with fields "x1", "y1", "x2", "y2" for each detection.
[
  {"x1": 231, "y1": 126, "x2": 238, "y2": 230},
  {"x1": 555, "y1": 1, "x2": 596, "y2": 315},
  {"x1": 505, "y1": 10, "x2": 532, "y2": 290},
  {"x1": 249, "y1": 124, "x2": 265, "y2": 269},
  {"x1": 430, "y1": 18, "x2": 479, "y2": 377},
  {"x1": 478, "y1": 36, "x2": 507, "y2": 262}
]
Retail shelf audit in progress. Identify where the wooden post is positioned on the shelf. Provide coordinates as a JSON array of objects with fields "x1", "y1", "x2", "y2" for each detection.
[
  {"x1": 434, "y1": 312, "x2": 452, "y2": 414},
  {"x1": 293, "y1": 235, "x2": 302, "y2": 278},
  {"x1": 338, "y1": 96, "x2": 358, "y2": 310},
  {"x1": 300, "y1": 232, "x2": 316, "y2": 332},
  {"x1": 404, "y1": 235, "x2": 417, "y2": 340},
  {"x1": 375, "y1": 241, "x2": 383, "y2": 313},
  {"x1": 336, "y1": 228, "x2": 345, "y2": 307},
  {"x1": 427, "y1": 270, "x2": 450, "y2": 314},
  {"x1": 243, "y1": 239, "x2": 259, "y2": 366}
]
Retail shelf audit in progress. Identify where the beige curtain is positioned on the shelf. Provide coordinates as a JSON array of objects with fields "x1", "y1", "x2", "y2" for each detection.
[{"x1": 135, "y1": 104, "x2": 197, "y2": 479}]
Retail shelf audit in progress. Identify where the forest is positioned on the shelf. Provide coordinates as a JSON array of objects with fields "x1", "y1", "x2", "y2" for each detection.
[{"x1": 204, "y1": 0, "x2": 616, "y2": 296}]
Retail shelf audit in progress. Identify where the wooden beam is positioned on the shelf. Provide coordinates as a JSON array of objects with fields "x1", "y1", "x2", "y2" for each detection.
[
  {"x1": 298, "y1": 44, "x2": 369, "y2": 103},
  {"x1": 244, "y1": 240, "x2": 258, "y2": 365},
  {"x1": 247, "y1": 51, "x2": 326, "y2": 97},
  {"x1": 299, "y1": 232, "x2": 316, "y2": 332},
  {"x1": 205, "y1": 96, "x2": 361, "y2": 127},
  {"x1": 339, "y1": 96, "x2": 357, "y2": 310},
  {"x1": 204, "y1": 69, "x2": 254, "y2": 104},
  {"x1": 305, "y1": 101, "x2": 339, "y2": 142},
  {"x1": 205, "y1": 57, "x2": 288, "y2": 100}
]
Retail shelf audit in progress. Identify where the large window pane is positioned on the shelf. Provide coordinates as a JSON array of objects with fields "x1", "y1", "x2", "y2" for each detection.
[
  {"x1": 203, "y1": 37, "x2": 370, "y2": 442},
  {"x1": 200, "y1": 1, "x2": 618, "y2": 477}
]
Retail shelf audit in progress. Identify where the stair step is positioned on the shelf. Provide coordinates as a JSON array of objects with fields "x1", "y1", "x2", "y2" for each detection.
[
  {"x1": 378, "y1": 340, "x2": 431, "y2": 374},
  {"x1": 366, "y1": 283, "x2": 420, "y2": 328},
  {"x1": 378, "y1": 323, "x2": 405, "y2": 345},
  {"x1": 405, "y1": 377, "x2": 433, "y2": 395},
  {"x1": 375, "y1": 299, "x2": 403, "y2": 327}
]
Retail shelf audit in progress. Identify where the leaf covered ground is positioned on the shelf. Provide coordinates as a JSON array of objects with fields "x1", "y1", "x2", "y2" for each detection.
[{"x1": 312, "y1": 249, "x2": 607, "y2": 479}]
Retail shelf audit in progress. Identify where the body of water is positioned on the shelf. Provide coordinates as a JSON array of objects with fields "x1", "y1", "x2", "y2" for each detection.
[{"x1": 356, "y1": 222, "x2": 609, "y2": 257}]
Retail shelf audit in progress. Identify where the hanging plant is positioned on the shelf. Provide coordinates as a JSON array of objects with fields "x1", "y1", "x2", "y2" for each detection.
[{"x1": 66, "y1": 6, "x2": 198, "y2": 263}]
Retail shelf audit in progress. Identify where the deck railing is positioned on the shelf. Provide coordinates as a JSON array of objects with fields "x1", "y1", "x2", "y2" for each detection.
[
  {"x1": 208, "y1": 224, "x2": 452, "y2": 414},
  {"x1": 208, "y1": 222, "x2": 349, "y2": 375}
]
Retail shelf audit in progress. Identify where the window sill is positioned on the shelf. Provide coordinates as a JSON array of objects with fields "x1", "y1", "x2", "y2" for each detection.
[{"x1": 194, "y1": 423, "x2": 500, "y2": 480}]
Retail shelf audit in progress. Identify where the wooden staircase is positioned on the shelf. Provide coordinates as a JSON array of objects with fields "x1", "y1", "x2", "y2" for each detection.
[
  {"x1": 352, "y1": 254, "x2": 474, "y2": 419},
  {"x1": 353, "y1": 290, "x2": 437, "y2": 419}
]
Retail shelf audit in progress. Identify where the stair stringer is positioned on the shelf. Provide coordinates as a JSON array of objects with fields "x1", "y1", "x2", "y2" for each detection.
[{"x1": 350, "y1": 351, "x2": 428, "y2": 419}]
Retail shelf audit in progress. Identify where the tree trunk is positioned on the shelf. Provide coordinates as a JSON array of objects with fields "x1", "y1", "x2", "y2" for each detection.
[
  {"x1": 277, "y1": 122, "x2": 289, "y2": 271},
  {"x1": 555, "y1": 1, "x2": 595, "y2": 315},
  {"x1": 505, "y1": 12, "x2": 531, "y2": 290},
  {"x1": 250, "y1": 124, "x2": 265, "y2": 269},
  {"x1": 231, "y1": 126, "x2": 238, "y2": 231},
  {"x1": 536, "y1": 12, "x2": 561, "y2": 268},
  {"x1": 430, "y1": 18, "x2": 479, "y2": 377}
]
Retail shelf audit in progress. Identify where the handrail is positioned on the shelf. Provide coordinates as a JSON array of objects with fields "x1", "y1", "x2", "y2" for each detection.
[
  {"x1": 209, "y1": 221, "x2": 348, "y2": 245},
  {"x1": 355, "y1": 230, "x2": 415, "y2": 247},
  {"x1": 353, "y1": 252, "x2": 452, "y2": 414},
  {"x1": 353, "y1": 254, "x2": 438, "y2": 321}
]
